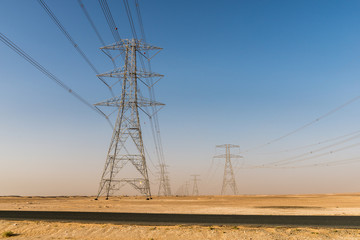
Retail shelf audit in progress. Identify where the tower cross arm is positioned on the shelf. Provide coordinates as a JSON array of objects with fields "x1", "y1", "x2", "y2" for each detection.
[
  {"x1": 100, "y1": 39, "x2": 163, "y2": 51},
  {"x1": 216, "y1": 144, "x2": 240, "y2": 148},
  {"x1": 137, "y1": 98, "x2": 165, "y2": 107},
  {"x1": 214, "y1": 154, "x2": 243, "y2": 159},
  {"x1": 95, "y1": 96, "x2": 165, "y2": 108},
  {"x1": 97, "y1": 69, "x2": 164, "y2": 79}
]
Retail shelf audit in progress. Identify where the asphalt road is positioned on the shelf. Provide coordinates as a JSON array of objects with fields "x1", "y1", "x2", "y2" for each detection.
[{"x1": 1, "y1": 211, "x2": 360, "y2": 228}]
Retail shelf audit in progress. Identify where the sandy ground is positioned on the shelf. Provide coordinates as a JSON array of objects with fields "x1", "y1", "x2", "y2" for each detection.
[
  {"x1": 1, "y1": 193, "x2": 360, "y2": 215},
  {"x1": 1, "y1": 220, "x2": 360, "y2": 240},
  {"x1": 2, "y1": 194, "x2": 360, "y2": 239}
]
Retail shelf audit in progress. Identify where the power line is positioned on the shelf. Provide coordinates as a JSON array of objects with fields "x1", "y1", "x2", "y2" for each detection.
[
  {"x1": 135, "y1": 0, "x2": 146, "y2": 42},
  {"x1": 273, "y1": 157, "x2": 360, "y2": 169},
  {"x1": 123, "y1": 0, "x2": 138, "y2": 40},
  {"x1": 243, "y1": 95, "x2": 360, "y2": 153},
  {"x1": 260, "y1": 142, "x2": 360, "y2": 168},
  {"x1": 239, "y1": 156, "x2": 360, "y2": 170},
  {"x1": 122, "y1": 1, "x2": 167, "y2": 167},
  {"x1": 0, "y1": 32, "x2": 112, "y2": 127},
  {"x1": 77, "y1": 0, "x2": 107, "y2": 48},
  {"x1": 77, "y1": 0, "x2": 116, "y2": 67},
  {"x1": 37, "y1": 0, "x2": 114, "y2": 96},
  {"x1": 127, "y1": 0, "x2": 171, "y2": 194},
  {"x1": 121, "y1": 0, "x2": 147, "y2": 74},
  {"x1": 257, "y1": 129, "x2": 360, "y2": 155},
  {"x1": 260, "y1": 132, "x2": 360, "y2": 167},
  {"x1": 137, "y1": 8, "x2": 167, "y2": 168},
  {"x1": 98, "y1": 0, "x2": 121, "y2": 42}
]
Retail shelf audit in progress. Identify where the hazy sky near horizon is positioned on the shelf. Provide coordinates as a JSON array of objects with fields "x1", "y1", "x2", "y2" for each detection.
[{"x1": 1, "y1": 0, "x2": 360, "y2": 196}]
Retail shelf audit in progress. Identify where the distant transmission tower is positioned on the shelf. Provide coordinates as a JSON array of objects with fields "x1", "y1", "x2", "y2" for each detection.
[
  {"x1": 191, "y1": 175, "x2": 200, "y2": 196},
  {"x1": 95, "y1": 39, "x2": 164, "y2": 200},
  {"x1": 158, "y1": 164, "x2": 171, "y2": 196},
  {"x1": 214, "y1": 144, "x2": 242, "y2": 195},
  {"x1": 184, "y1": 181, "x2": 190, "y2": 196}
]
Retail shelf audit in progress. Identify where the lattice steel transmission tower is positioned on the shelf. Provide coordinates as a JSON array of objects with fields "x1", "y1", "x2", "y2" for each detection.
[
  {"x1": 95, "y1": 39, "x2": 164, "y2": 200},
  {"x1": 191, "y1": 175, "x2": 200, "y2": 196},
  {"x1": 214, "y1": 144, "x2": 242, "y2": 195},
  {"x1": 184, "y1": 181, "x2": 190, "y2": 196},
  {"x1": 158, "y1": 164, "x2": 171, "y2": 196}
]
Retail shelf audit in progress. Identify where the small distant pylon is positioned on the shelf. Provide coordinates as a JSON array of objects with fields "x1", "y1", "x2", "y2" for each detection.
[
  {"x1": 158, "y1": 164, "x2": 172, "y2": 196},
  {"x1": 191, "y1": 175, "x2": 200, "y2": 196},
  {"x1": 184, "y1": 181, "x2": 190, "y2": 196},
  {"x1": 214, "y1": 144, "x2": 242, "y2": 195}
]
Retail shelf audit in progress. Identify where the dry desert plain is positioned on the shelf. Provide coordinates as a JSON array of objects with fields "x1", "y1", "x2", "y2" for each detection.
[{"x1": 2, "y1": 193, "x2": 360, "y2": 239}]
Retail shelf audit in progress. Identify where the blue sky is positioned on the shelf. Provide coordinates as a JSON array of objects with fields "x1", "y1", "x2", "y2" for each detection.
[{"x1": 1, "y1": 0, "x2": 360, "y2": 195}]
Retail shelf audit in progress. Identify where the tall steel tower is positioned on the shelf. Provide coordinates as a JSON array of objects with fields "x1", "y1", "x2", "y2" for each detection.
[
  {"x1": 214, "y1": 144, "x2": 242, "y2": 195},
  {"x1": 191, "y1": 175, "x2": 200, "y2": 196},
  {"x1": 158, "y1": 164, "x2": 172, "y2": 196},
  {"x1": 95, "y1": 39, "x2": 164, "y2": 200}
]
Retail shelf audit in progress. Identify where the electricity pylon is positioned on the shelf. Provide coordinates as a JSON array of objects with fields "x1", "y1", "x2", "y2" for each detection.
[
  {"x1": 184, "y1": 181, "x2": 190, "y2": 196},
  {"x1": 191, "y1": 175, "x2": 200, "y2": 196},
  {"x1": 214, "y1": 144, "x2": 242, "y2": 195},
  {"x1": 95, "y1": 39, "x2": 164, "y2": 200},
  {"x1": 158, "y1": 164, "x2": 171, "y2": 196}
]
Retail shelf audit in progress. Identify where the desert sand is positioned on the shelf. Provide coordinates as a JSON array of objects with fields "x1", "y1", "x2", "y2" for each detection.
[
  {"x1": 1, "y1": 220, "x2": 360, "y2": 240},
  {"x1": 1, "y1": 193, "x2": 360, "y2": 215},
  {"x1": 2, "y1": 193, "x2": 360, "y2": 239}
]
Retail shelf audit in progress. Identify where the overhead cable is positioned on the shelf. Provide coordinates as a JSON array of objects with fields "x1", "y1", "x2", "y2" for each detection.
[
  {"x1": 243, "y1": 95, "x2": 360, "y2": 153},
  {"x1": 123, "y1": 0, "x2": 138, "y2": 40},
  {"x1": 37, "y1": 0, "x2": 114, "y2": 96},
  {"x1": 135, "y1": 0, "x2": 146, "y2": 42},
  {"x1": 274, "y1": 157, "x2": 360, "y2": 169},
  {"x1": 0, "y1": 32, "x2": 112, "y2": 127},
  {"x1": 77, "y1": 0, "x2": 116, "y2": 67},
  {"x1": 261, "y1": 132, "x2": 360, "y2": 167},
  {"x1": 122, "y1": 0, "x2": 166, "y2": 168},
  {"x1": 258, "y1": 129, "x2": 360, "y2": 155},
  {"x1": 261, "y1": 142, "x2": 360, "y2": 168},
  {"x1": 77, "y1": 0, "x2": 107, "y2": 48},
  {"x1": 98, "y1": 0, "x2": 121, "y2": 42}
]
